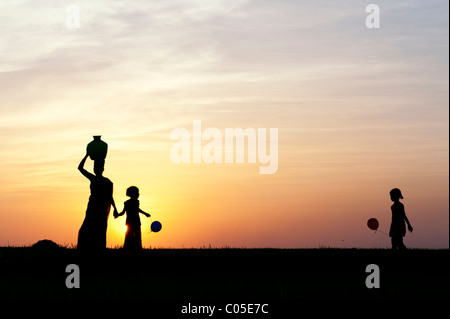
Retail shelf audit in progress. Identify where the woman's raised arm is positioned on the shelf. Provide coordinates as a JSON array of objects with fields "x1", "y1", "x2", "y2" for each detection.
[{"x1": 78, "y1": 154, "x2": 94, "y2": 180}]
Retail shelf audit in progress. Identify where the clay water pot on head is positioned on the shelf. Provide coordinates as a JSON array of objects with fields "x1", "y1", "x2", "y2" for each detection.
[{"x1": 87, "y1": 136, "x2": 108, "y2": 161}]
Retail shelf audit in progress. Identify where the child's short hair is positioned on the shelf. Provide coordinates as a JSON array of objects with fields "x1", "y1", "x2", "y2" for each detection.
[
  {"x1": 390, "y1": 188, "x2": 404, "y2": 199},
  {"x1": 126, "y1": 186, "x2": 139, "y2": 198}
]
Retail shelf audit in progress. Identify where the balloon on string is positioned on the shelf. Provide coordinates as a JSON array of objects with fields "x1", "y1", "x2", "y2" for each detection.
[
  {"x1": 367, "y1": 218, "x2": 379, "y2": 231},
  {"x1": 150, "y1": 221, "x2": 162, "y2": 233}
]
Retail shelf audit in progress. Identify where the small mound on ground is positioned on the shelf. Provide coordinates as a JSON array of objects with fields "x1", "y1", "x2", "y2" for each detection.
[{"x1": 32, "y1": 239, "x2": 60, "y2": 249}]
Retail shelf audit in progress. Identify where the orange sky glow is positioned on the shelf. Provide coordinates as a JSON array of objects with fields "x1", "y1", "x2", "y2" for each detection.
[{"x1": 0, "y1": 0, "x2": 448, "y2": 248}]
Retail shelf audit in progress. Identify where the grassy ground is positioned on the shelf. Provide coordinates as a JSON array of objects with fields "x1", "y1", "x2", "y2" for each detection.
[{"x1": 0, "y1": 247, "x2": 448, "y2": 303}]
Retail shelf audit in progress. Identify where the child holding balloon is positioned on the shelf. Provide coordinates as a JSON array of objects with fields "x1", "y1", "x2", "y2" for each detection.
[
  {"x1": 389, "y1": 188, "x2": 413, "y2": 250},
  {"x1": 114, "y1": 186, "x2": 150, "y2": 253}
]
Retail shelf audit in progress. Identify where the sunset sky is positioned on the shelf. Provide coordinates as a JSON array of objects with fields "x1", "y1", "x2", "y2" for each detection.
[{"x1": 0, "y1": 0, "x2": 448, "y2": 248}]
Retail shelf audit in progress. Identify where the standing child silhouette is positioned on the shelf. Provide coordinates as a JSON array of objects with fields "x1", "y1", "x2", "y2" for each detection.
[
  {"x1": 114, "y1": 186, "x2": 150, "y2": 253},
  {"x1": 389, "y1": 188, "x2": 413, "y2": 250}
]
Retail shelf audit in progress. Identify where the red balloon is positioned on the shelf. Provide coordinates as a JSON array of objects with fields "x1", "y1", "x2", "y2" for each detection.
[{"x1": 367, "y1": 218, "x2": 379, "y2": 231}]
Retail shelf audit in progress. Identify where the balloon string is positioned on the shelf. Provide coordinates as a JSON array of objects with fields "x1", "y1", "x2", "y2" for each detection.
[
  {"x1": 147, "y1": 217, "x2": 153, "y2": 234},
  {"x1": 375, "y1": 229, "x2": 389, "y2": 236}
]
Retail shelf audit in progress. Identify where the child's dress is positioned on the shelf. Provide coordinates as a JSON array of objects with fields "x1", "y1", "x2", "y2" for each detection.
[
  {"x1": 389, "y1": 201, "x2": 406, "y2": 238},
  {"x1": 123, "y1": 198, "x2": 143, "y2": 252}
]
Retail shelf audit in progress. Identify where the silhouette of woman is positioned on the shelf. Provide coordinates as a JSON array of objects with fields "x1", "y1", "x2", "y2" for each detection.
[
  {"x1": 389, "y1": 188, "x2": 413, "y2": 250},
  {"x1": 77, "y1": 154, "x2": 118, "y2": 255}
]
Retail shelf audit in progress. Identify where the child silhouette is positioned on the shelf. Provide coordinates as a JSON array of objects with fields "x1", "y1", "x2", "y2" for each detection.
[
  {"x1": 114, "y1": 186, "x2": 150, "y2": 253},
  {"x1": 389, "y1": 188, "x2": 413, "y2": 250}
]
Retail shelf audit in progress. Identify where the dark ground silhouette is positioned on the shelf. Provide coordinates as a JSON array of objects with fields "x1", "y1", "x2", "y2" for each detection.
[{"x1": 0, "y1": 248, "x2": 448, "y2": 304}]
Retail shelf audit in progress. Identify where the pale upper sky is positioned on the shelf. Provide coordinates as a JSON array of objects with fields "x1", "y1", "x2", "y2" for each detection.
[{"x1": 0, "y1": 0, "x2": 448, "y2": 248}]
